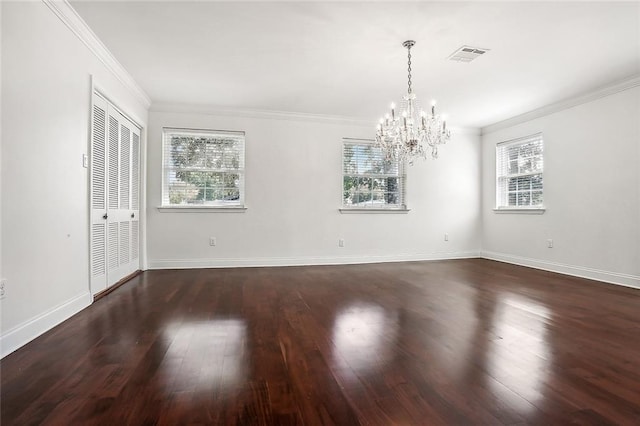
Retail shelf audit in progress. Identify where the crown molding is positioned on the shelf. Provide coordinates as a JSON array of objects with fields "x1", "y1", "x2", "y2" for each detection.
[
  {"x1": 482, "y1": 74, "x2": 640, "y2": 135},
  {"x1": 450, "y1": 126, "x2": 481, "y2": 136},
  {"x1": 42, "y1": 0, "x2": 151, "y2": 109},
  {"x1": 150, "y1": 102, "x2": 376, "y2": 127},
  {"x1": 150, "y1": 102, "x2": 480, "y2": 134}
]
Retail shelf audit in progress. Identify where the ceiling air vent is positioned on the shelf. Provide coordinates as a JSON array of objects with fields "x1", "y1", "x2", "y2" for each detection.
[{"x1": 448, "y1": 46, "x2": 489, "y2": 63}]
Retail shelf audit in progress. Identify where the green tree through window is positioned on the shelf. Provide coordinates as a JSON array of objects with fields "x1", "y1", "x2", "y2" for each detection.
[
  {"x1": 496, "y1": 134, "x2": 544, "y2": 209},
  {"x1": 342, "y1": 139, "x2": 405, "y2": 209},
  {"x1": 163, "y1": 129, "x2": 245, "y2": 206}
]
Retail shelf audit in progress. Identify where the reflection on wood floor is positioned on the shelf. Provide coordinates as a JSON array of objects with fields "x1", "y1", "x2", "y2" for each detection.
[{"x1": 2, "y1": 259, "x2": 640, "y2": 424}]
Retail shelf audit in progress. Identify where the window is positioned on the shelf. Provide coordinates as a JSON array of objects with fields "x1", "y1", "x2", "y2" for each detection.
[
  {"x1": 496, "y1": 133, "x2": 544, "y2": 210},
  {"x1": 162, "y1": 128, "x2": 245, "y2": 207},
  {"x1": 342, "y1": 139, "x2": 406, "y2": 210}
]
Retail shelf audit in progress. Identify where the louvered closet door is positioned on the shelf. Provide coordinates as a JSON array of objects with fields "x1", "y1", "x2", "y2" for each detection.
[
  {"x1": 106, "y1": 108, "x2": 139, "y2": 287},
  {"x1": 90, "y1": 95, "x2": 109, "y2": 295},
  {"x1": 117, "y1": 116, "x2": 140, "y2": 279},
  {"x1": 130, "y1": 127, "x2": 141, "y2": 270},
  {"x1": 90, "y1": 93, "x2": 141, "y2": 295}
]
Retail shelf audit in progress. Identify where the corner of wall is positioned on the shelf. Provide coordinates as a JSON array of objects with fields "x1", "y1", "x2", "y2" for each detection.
[
  {"x1": 1, "y1": 0, "x2": 150, "y2": 356},
  {"x1": 478, "y1": 78, "x2": 640, "y2": 291}
]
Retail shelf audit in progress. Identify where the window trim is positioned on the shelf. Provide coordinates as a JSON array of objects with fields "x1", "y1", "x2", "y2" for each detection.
[
  {"x1": 161, "y1": 127, "x2": 246, "y2": 210},
  {"x1": 339, "y1": 208, "x2": 410, "y2": 214},
  {"x1": 495, "y1": 133, "x2": 545, "y2": 213},
  {"x1": 156, "y1": 206, "x2": 248, "y2": 213},
  {"x1": 493, "y1": 208, "x2": 545, "y2": 214},
  {"x1": 340, "y1": 138, "x2": 408, "y2": 212}
]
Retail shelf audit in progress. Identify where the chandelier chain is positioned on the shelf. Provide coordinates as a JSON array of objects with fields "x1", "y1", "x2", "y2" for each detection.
[{"x1": 407, "y1": 47, "x2": 412, "y2": 94}]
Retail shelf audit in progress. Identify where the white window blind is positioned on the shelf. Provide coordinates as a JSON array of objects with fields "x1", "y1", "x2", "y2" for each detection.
[
  {"x1": 342, "y1": 139, "x2": 405, "y2": 209},
  {"x1": 496, "y1": 133, "x2": 544, "y2": 209},
  {"x1": 162, "y1": 128, "x2": 245, "y2": 207}
]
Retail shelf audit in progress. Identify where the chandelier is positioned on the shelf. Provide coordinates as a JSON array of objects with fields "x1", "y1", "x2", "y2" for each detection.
[{"x1": 376, "y1": 40, "x2": 451, "y2": 164}]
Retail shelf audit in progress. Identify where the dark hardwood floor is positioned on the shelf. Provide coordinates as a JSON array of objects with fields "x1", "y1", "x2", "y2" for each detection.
[{"x1": 2, "y1": 259, "x2": 640, "y2": 425}]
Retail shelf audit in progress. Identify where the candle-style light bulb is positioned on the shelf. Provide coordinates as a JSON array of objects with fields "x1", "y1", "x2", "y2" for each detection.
[{"x1": 391, "y1": 102, "x2": 396, "y2": 120}]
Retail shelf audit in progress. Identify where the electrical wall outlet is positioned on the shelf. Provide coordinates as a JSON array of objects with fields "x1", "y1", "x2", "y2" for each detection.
[
  {"x1": 209, "y1": 237, "x2": 217, "y2": 246},
  {"x1": 82, "y1": 154, "x2": 89, "y2": 168},
  {"x1": 444, "y1": 233, "x2": 449, "y2": 241},
  {"x1": 338, "y1": 239, "x2": 345, "y2": 247},
  {"x1": 547, "y1": 239, "x2": 553, "y2": 248},
  {"x1": 0, "y1": 279, "x2": 6, "y2": 300}
]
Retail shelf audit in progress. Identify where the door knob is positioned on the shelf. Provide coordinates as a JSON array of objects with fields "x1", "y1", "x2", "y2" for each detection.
[
  {"x1": 103, "y1": 213, "x2": 108, "y2": 219},
  {"x1": 131, "y1": 213, "x2": 135, "y2": 218}
]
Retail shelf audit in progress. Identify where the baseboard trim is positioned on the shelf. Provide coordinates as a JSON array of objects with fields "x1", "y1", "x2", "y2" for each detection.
[
  {"x1": 149, "y1": 251, "x2": 481, "y2": 269},
  {"x1": 93, "y1": 270, "x2": 142, "y2": 302},
  {"x1": 481, "y1": 251, "x2": 640, "y2": 289},
  {"x1": 1, "y1": 292, "x2": 92, "y2": 359}
]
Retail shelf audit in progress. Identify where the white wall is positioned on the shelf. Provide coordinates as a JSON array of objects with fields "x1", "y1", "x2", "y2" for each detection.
[
  {"x1": 0, "y1": 1, "x2": 4, "y2": 293},
  {"x1": 481, "y1": 86, "x2": 640, "y2": 287},
  {"x1": 147, "y1": 109, "x2": 482, "y2": 268},
  {"x1": 1, "y1": 1, "x2": 149, "y2": 356}
]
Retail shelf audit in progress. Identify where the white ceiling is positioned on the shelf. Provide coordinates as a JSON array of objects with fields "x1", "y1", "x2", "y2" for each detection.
[{"x1": 70, "y1": 1, "x2": 640, "y2": 128}]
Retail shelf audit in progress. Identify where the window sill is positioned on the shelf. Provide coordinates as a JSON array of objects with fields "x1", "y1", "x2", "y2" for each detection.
[
  {"x1": 339, "y1": 208, "x2": 410, "y2": 214},
  {"x1": 493, "y1": 208, "x2": 545, "y2": 215},
  {"x1": 157, "y1": 205, "x2": 247, "y2": 213}
]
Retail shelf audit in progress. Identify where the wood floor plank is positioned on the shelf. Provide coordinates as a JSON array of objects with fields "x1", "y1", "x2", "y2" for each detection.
[{"x1": 2, "y1": 259, "x2": 640, "y2": 425}]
